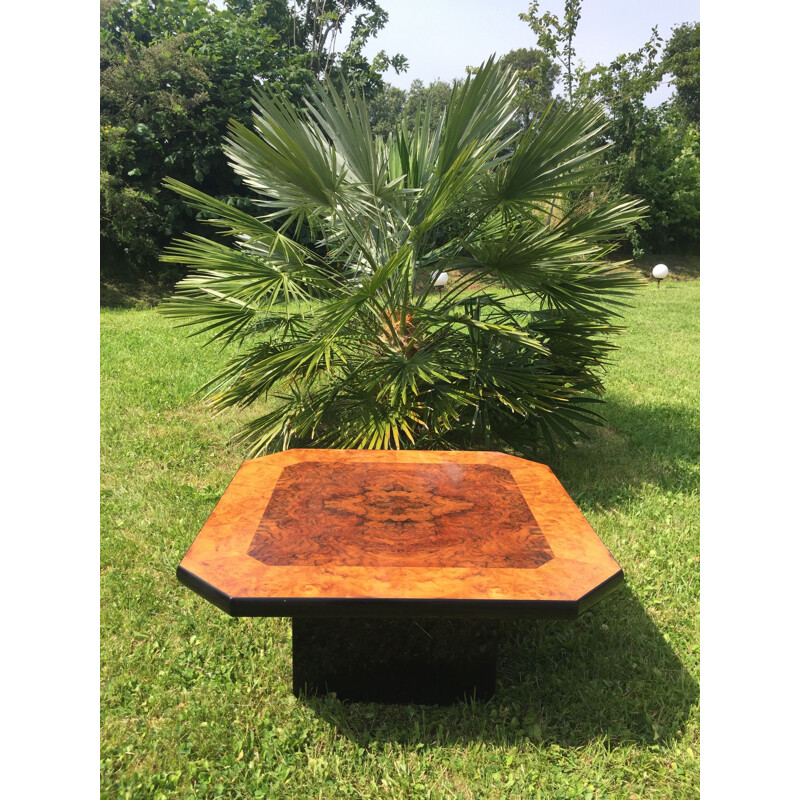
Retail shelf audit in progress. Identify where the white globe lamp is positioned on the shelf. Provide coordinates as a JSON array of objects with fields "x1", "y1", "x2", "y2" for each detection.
[
  {"x1": 434, "y1": 271, "x2": 448, "y2": 296},
  {"x1": 652, "y1": 263, "x2": 669, "y2": 288}
]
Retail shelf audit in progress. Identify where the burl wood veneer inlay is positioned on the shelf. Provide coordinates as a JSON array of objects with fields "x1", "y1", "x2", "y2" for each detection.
[
  {"x1": 248, "y1": 462, "x2": 554, "y2": 569},
  {"x1": 177, "y1": 449, "x2": 624, "y2": 618}
]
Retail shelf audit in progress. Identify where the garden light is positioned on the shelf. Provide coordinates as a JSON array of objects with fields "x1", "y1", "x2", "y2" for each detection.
[
  {"x1": 652, "y1": 263, "x2": 668, "y2": 288},
  {"x1": 434, "y1": 271, "x2": 448, "y2": 296}
]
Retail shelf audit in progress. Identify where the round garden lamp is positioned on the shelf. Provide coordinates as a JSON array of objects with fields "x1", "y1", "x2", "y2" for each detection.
[
  {"x1": 652, "y1": 263, "x2": 669, "y2": 288},
  {"x1": 434, "y1": 271, "x2": 448, "y2": 297}
]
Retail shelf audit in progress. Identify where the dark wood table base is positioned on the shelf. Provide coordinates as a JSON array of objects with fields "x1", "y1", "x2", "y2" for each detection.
[{"x1": 292, "y1": 617, "x2": 501, "y2": 704}]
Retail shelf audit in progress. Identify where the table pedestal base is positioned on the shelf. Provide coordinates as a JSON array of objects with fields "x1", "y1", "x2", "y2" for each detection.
[{"x1": 292, "y1": 617, "x2": 500, "y2": 704}]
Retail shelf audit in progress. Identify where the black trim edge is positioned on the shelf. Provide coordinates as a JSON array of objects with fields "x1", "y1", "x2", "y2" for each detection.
[
  {"x1": 228, "y1": 596, "x2": 581, "y2": 619},
  {"x1": 176, "y1": 566, "x2": 234, "y2": 616},
  {"x1": 575, "y1": 569, "x2": 625, "y2": 616}
]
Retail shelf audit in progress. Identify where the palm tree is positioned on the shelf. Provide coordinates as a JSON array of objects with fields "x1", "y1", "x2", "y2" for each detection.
[{"x1": 159, "y1": 58, "x2": 646, "y2": 454}]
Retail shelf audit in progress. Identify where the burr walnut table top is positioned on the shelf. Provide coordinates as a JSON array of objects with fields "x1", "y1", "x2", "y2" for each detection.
[{"x1": 177, "y1": 449, "x2": 623, "y2": 618}]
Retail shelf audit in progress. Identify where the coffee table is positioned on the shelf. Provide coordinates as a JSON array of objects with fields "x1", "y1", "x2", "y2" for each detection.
[{"x1": 177, "y1": 449, "x2": 623, "y2": 703}]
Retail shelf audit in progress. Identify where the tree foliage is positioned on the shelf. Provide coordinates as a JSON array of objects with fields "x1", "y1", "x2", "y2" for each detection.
[
  {"x1": 368, "y1": 85, "x2": 407, "y2": 139},
  {"x1": 660, "y1": 22, "x2": 700, "y2": 127},
  {"x1": 520, "y1": 0, "x2": 582, "y2": 104},
  {"x1": 159, "y1": 61, "x2": 646, "y2": 455},
  {"x1": 498, "y1": 48, "x2": 560, "y2": 130},
  {"x1": 100, "y1": 0, "x2": 405, "y2": 281},
  {"x1": 370, "y1": 48, "x2": 559, "y2": 148},
  {"x1": 367, "y1": 79, "x2": 459, "y2": 142},
  {"x1": 287, "y1": 0, "x2": 407, "y2": 93},
  {"x1": 520, "y1": 2, "x2": 700, "y2": 254},
  {"x1": 402, "y1": 78, "x2": 454, "y2": 128},
  {"x1": 577, "y1": 24, "x2": 699, "y2": 252}
]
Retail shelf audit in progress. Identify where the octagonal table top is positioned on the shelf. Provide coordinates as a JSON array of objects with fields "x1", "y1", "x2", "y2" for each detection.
[{"x1": 177, "y1": 449, "x2": 623, "y2": 618}]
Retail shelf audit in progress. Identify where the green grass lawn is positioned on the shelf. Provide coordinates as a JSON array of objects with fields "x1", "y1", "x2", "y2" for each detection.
[{"x1": 100, "y1": 277, "x2": 699, "y2": 799}]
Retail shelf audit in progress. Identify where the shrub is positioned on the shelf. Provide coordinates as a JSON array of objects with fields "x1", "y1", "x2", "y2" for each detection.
[{"x1": 159, "y1": 59, "x2": 645, "y2": 454}]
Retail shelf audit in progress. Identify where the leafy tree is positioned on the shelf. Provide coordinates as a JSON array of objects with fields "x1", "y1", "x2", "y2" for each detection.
[
  {"x1": 520, "y1": 0, "x2": 582, "y2": 104},
  {"x1": 368, "y1": 85, "x2": 406, "y2": 139},
  {"x1": 403, "y1": 79, "x2": 455, "y2": 130},
  {"x1": 576, "y1": 27, "x2": 700, "y2": 253},
  {"x1": 100, "y1": 31, "x2": 220, "y2": 280},
  {"x1": 100, "y1": 0, "x2": 292, "y2": 279},
  {"x1": 286, "y1": 1, "x2": 406, "y2": 94},
  {"x1": 660, "y1": 22, "x2": 700, "y2": 126},
  {"x1": 629, "y1": 109, "x2": 699, "y2": 251},
  {"x1": 159, "y1": 60, "x2": 646, "y2": 455},
  {"x1": 498, "y1": 48, "x2": 560, "y2": 130},
  {"x1": 100, "y1": 0, "x2": 405, "y2": 281},
  {"x1": 576, "y1": 26, "x2": 663, "y2": 170},
  {"x1": 518, "y1": 4, "x2": 700, "y2": 255},
  {"x1": 648, "y1": 22, "x2": 700, "y2": 250}
]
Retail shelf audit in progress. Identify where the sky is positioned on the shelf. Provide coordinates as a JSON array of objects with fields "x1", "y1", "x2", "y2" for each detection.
[{"x1": 352, "y1": 0, "x2": 700, "y2": 106}]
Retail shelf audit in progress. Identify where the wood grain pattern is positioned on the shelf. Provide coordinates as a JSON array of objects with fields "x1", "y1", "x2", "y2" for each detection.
[
  {"x1": 248, "y1": 461, "x2": 553, "y2": 568},
  {"x1": 177, "y1": 449, "x2": 623, "y2": 615}
]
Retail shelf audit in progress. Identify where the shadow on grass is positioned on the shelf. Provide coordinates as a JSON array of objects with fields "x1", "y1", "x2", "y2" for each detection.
[
  {"x1": 302, "y1": 584, "x2": 697, "y2": 749},
  {"x1": 546, "y1": 396, "x2": 699, "y2": 511},
  {"x1": 496, "y1": 585, "x2": 697, "y2": 747},
  {"x1": 101, "y1": 279, "x2": 173, "y2": 309}
]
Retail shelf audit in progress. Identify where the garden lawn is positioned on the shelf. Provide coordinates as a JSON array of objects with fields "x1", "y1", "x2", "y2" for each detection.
[{"x1": 100, "y1": 277, "x2": 699, "y2": 800}]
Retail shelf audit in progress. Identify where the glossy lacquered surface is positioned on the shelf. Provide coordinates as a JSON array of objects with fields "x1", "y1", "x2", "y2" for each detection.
[{"x1": 177, "y1": 449, "x2": 623, "y2": 618}]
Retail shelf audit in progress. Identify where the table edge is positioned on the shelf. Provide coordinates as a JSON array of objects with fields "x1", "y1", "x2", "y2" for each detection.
[{"x1": 176, "y1": 566, "x2": 624, "y2": 620}]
